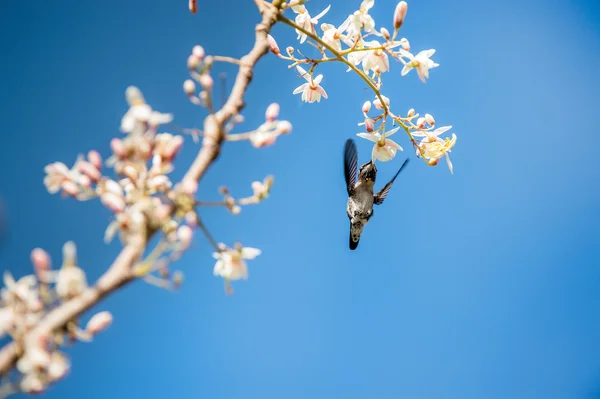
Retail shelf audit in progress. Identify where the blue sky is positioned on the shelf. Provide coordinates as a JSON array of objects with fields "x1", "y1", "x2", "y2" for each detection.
[{"x1": 1, "y1": 0, "x2": 600, "y2": 398}]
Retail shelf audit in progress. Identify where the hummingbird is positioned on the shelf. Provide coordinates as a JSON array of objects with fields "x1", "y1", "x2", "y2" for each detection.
[{"x1": 344, "y1": 139, "x2": 409, "y2": 250}]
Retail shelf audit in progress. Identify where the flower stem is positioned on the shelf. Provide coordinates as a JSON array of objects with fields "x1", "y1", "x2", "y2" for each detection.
[{"x1": 277, "y1": 15, "x2": 430, "y2": 163}]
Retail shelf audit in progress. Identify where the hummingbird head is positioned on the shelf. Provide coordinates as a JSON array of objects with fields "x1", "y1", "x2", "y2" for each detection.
[{"x1": 358, "y1": 161, "x2": 377, "y2": 183}]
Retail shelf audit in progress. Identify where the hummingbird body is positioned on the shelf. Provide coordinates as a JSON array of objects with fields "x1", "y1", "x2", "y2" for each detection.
[{"x1": 343, "y1": 139, "x2": 408, "y2": 250}]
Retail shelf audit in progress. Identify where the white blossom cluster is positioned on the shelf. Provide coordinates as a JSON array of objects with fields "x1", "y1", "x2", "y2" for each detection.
[
  {"x1": 0, "y1": 242, "x2": 112, "y2": 395},
  {"x1": 268, "y1": 0, "x2": 458, "y2": 173}
]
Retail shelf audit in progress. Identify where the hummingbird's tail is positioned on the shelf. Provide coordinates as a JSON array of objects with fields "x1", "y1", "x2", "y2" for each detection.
[{"x1": 349, "y1": 222, "x2": 363, "y2": 250}]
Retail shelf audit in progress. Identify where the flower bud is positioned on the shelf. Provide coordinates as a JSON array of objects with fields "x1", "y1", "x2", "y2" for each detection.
[
  {"x1": 61, "y1": 181, "x2": 79, "y2": 197},
  {"x1": 87, "y1": 150, "x2": 102, "y2": 170},
  {"x1": 177, "y1": 225, "x2": 193, "y2": 251},
  {"x1": 219, "y1": 186, "x2": 229, "y2": 195},
  {"x1": 125, "y1": 86, "x2": 144, "y2": 106},
  {"x1": 407, "y1": 108, "x2": 415, "y2": 117},
  {"x1": 101, "y1": 192, "x2": 126, "y2": 213},
  {"x1": 104, "y1": 179, "x2": 123, "y2": 196},
  {"x1": 181, "y1": 178, "x2": 198, "y2": 195},
  {"x1": 380, "y1": 27, "x2": 390, "y2": 40},
  {"x1": 267, "y1": 34, "x2": 280, "y2": 55},
  {"x1": 365, "y1": 118, "x2": 374, "y2": 132},
  {"x1": 192, "y1": 45, "x2": 205, "y2": 60},
  {"x1": 123, "y1": 165, "x2": 138, "y2": 182},
  {"x1": 286, "y1": 46, "x2": 294, "y2": 55},
  {"x1": 362, "y1": 101, "x2": 371, "y2": 113},
  {"x1": 400, "y1": 37, "x2": 410, "y2": 51},
  {"x1": 373, "y1": 95, "x2": 390, "y2": 110},
  {"x1": 173, "y1": 271, "x2": 184, "y2": 288},
  {"x1": 86, "y1": 311, "x2": 113, "y2": 335},
  {"x1": 417, "y1": 117, "x2": 426, "y2": 128},
  {"x1": 265, "y1": 103, "x2": 280, "y2": 121},
  {"x1": 163, "y1": 135, "x2": 184, "y2": 160},
  {"x1": 187, "y1": 54, "x2": 199, "y2": 70},
  {"x1": 189, "y1": 0, "x2": 197, "y2": 14},
  {"x1": 78, "y1": 161, "x2": 101, "y2": 182},
  {"x1": 110, "y1": 138, "x2": 126, "y2": 158},
  {"x1": 276, "y1": 120, "x2": 292, "y2": 134},
  {"x1": 31, "y1": 248, "x2": 51, "y2": 274},
  {"x1": 394, "y1": 1, "x2": 408, "y2": 30},
  {"x1": 199, "y1": 74, "x2": 213, "y2": 89},
  {"x1": 424, "y1": 113, "x2": 435, "y2": 126},
  {"x1": 183, "y1": 79, "x2": 196, "y2": 96}
]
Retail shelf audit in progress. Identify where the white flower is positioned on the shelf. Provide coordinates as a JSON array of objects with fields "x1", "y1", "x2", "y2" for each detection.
[
  {"x1": 55, "y1": 266, "x2": 87, "y2": 300},
  {"x1": 373, "y1": 95, "x2": 390, "y2": 110},
  {"x1": 341, "y1": 0, "x2": 376, "y2": 39},
  {"x1": 321, "y1": 23, "x2": 345, "y2": 52},
  {"x1": 213, "y1": 244, "x2": 261, "y2": 281},
  {"x1": 2, "y1": 272, "x2": 41, "y2": 312},
  {"x1": 291, "y1": 4, "x2": 331, "y2": 44},
  {"x1": 357, "y1": 127, "x2": 404, "y2": 162},
  {"x1": 120, "y1": 102, "x2": 173, "y2": 134},
  {"x1": 400, "y1": 49, "x2": 439, "y2": 83},
  {"x1": 293, "y1": 65, "x2": 328, "y2": 103},
  {"x1": 361, "y1": 40, "x2": 389, "y2": 73},
  {"x1": 416, "y1": 132, "x2": 457, "y2": 174},
  {"x1": 43, "y1": 162, "x2": 71, "y2": 194}
]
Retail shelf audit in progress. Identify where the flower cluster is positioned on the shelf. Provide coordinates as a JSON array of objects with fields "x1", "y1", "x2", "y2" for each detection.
[
  {"x1": 0, "y1": 242, "x2": 112, "y2": 395},
  {"x1": 267, "y1": 0, "x2": 457, "y2": 173}
]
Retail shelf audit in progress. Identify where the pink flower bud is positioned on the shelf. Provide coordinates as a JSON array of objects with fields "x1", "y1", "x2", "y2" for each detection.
[
  {"x1": 265, "y1": 103, "x2": 280, "y2": 122},
  {"x1": 187, "y1": 54, "x2": 199, "y2": 70},
  {"x1": 192, "y1": 45, "x2": 205, "y2": 60},
  {"x1": 394, "y1": 1, "x2": 408, "y2": 30},
  {"x1": 177, "y1": 225, "x2": 193, "y2": 251},
  {"x1": 380, "y1": 27, "x2": 390, "y2": 40},
  {"x1": 424, "y1": 113, "x2": 435, "y2": 126},
  {"x1": 110, "y1": 138, "x2": 126, "y2": 158},
  {"x1": 199, "y1": 74, "x2": 213, "y2": 89},
  {"x1": 276, "y1": 120, "x2": 292, "y2": 134},
  {"x1": 123, "y1": 165, "x2": 138, "y2": 182},
  {"x1": 78, "y1": 175, "x2": 92, "y2": 189},
  {"x1": 417, "y1": 117, "x2": 426, "y2": 128},
  {"x1": 183, "y1": 79, "x2": 196, "y2": 95},
  {"x1": 267, "y1": 34, "x2": 280, "y2": 55},
  {"x1": 365, "y1": 118, "x2": 374, "y2": 132},
  {"x1": 78, "y1": 161, "x2": 101, "y2": 182},
  {"x1": 87, "y1": 150, "x2": 102, "y2": 170},
  {"x1": 373, "y1": 95, "x2": 390, "y2": 110},
  {"x1": 185, "y1": 211, "x2": 197, "y2": 226},
  {"x1": 61, "y1": 181, "x2": 79, "y2": 197},
  {"x1": 31, "y1": 248, "x2": 51, "y2": 274},
  {"x1": 86, "y1": 311, "x2": 113, "y2": 335},
  {"x1": 181, "y1": 178, "x2": 198, "y2": 195},
  {"x1": 154, "y1": 204, "x2": 172, "y2": 221},
  {"x1": 104, "y1": 179, "x2": 123, "y2": 196},
  {"x1": 400, "y1": 37, "x2": 410, "y2": 51},
  {"x1": 101, "y1": 192, "x2": 125, "y2": 213},
  {"x1": 163, "y1": 136, "x2": 184, "y2": 160},
  {"x1": 189, "y1": 0, "x2": 197, "y2": 14},
  {"x1": 286, "y1": 46, "x2": 294, "y2": 55},
  {"x1": 362, "y1": 101, "x2": 371, "y2": 113},
  {"x1": 407, "y1": 108, "x2": 415, "y2": 117}
]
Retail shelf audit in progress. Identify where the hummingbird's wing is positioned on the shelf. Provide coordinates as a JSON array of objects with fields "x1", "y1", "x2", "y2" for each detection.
[
  {"x1": 344, "y1": 139, "x2": 358, "y2": 195},
  {"x1": 374, "y1": 158, "x2": 409, "y2": 205}
]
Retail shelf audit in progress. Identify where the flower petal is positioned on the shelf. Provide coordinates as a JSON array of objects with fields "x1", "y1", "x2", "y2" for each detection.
[
  {"x1": 295, "y1": 65, "x2": 310, "y2": 82},
  {"x1": 312, "y1": 4, "x2": 331, "y2": 22},
  {"x1": 242, "y1": 247, "x2": 262, "y2": 259},
  {"x1": 357, "y1": 133, "x2": 379, "y2": 143}
]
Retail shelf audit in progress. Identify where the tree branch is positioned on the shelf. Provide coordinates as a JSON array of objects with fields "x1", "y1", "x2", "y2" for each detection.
[{"x1": 0, "y1": 0, "x2": 283, "y2": 380}]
